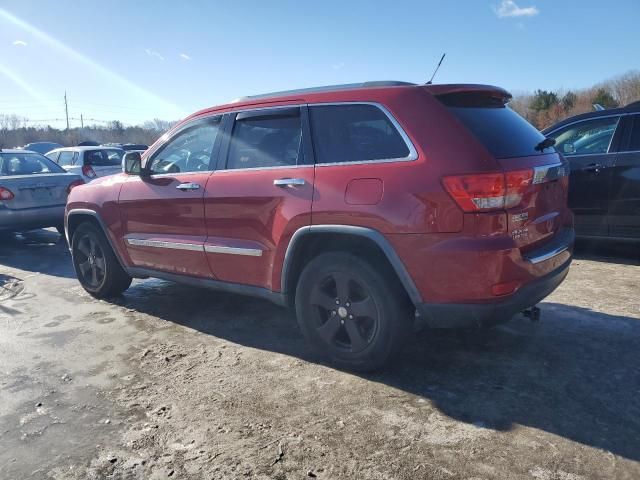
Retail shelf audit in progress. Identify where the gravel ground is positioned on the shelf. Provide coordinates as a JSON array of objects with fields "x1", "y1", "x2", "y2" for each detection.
[{"x1": 0, "y1": 230, "x2": 639, "y2": 480}]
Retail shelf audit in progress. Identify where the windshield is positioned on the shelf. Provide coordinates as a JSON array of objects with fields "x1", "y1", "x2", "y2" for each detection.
[
  {"x1": 85, "y1": 149, "x2": 124, "y2": 166},
  {"x1": 0, "y1": 152, "x2": 66, "y2": 176}
]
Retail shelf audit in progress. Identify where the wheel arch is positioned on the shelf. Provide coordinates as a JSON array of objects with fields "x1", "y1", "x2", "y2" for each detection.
[
  {"x1": 281, "y1": 225, "x2": 421, "y2": 307},
  {"x1": 66, "y1": 209, "x2": 129, "y2": 271}
]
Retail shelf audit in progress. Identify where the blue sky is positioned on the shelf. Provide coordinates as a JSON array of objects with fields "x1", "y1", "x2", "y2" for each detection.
[{"x1": 0, "y1": 0, "x2": 638, "y2": 128}]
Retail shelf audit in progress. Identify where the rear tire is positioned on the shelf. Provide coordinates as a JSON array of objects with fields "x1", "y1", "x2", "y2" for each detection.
[
  {"x1": 71, "y1": 222, "x2": 132, "y2": 298},
  {"x1": 295, "y1": 252, "x2": 411, "y2": 372}
]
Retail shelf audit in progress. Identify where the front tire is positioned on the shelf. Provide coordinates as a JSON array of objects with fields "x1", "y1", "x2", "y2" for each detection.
[
  {"x1": 71, "y1": 222, "x2": 132, "y2": 298},
  {"x1": 295, "y1": 252, "x2": 411, "y2": 372}
]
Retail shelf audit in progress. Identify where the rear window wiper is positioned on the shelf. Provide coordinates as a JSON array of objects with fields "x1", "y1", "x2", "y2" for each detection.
[{"x1": 535, "y1": 137, "x2": 556, "y2": 152}]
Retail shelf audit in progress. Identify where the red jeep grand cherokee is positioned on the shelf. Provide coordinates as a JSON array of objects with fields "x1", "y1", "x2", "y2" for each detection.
[{"x1": 65, "y1": 81, "x2": 574, "y2": 370}]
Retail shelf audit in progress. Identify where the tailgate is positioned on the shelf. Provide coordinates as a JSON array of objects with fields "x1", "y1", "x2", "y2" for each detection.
[{"x1": 496, "y1": 153, "x2": 569, "y2": 251}]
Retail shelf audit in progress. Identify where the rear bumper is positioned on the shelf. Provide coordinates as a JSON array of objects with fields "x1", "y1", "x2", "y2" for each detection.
[
  {"x1": 416, "y1": 255, "x2": 571, "y2": 328},
  {"x1": 0, "y1": 205, "x2": 65, "y2": 231}
]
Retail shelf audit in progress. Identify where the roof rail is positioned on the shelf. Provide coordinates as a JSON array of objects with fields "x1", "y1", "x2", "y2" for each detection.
[{"x1": 231, "y1": 81, "x2": 416, "y2": 103}]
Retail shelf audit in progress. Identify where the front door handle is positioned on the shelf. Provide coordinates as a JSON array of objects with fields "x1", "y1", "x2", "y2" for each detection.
[
  {"x1": 584, "y1": 163, "x2": 604, "y2": 174},
  {"x1": 274, "y1": 178, "x2": 305, "y2": 187},
  {"x1": 176, "y1": 182, "x2": 201, "y2": 191}
]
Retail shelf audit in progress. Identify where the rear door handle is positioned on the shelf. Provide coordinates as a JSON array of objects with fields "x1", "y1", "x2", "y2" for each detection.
[
  {"x1": 584, "y1": 163, "x2": 604, "y2": 173},
  {"x1": 274, "y1": 178, "x2": 305, "y2": 187},
  {"x1": 176, "y1": 182, "x2": 201, "y2": 191}
]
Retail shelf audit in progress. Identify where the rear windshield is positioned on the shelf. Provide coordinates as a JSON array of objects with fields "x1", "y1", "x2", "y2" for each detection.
[
  {"x1": 84, "y1": 149, "x2": 124, "y2": 166},
  {"x1": 0, "y1": 152, "x2": 66, "y2": 176},
  {"x1": 439, "y1": 94, "x2": 553, "y2": 159}
]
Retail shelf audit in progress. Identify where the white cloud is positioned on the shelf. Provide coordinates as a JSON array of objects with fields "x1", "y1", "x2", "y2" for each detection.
[
  {"x1": 13, "y1": 40, "x2": 27, "y2": 46},
  {"x1": 145, "y1": 48, "x2": 164, "y2": 61},
  {"x1": 494, "y1": 0, "x2": 539, "y2": 18},
  {"x1": 179, "y1": 53, "x2": 191, "y2": 61}
]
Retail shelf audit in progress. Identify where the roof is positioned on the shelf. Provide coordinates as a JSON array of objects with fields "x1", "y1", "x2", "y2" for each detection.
[
  {"x1": 49, "y1": 146, "x2": 125, "y2": 152},
  {"x1": 543, "y1": 101, "x2": 640, "y2": 134},
  {"x1": 0, "y1": 149, "x2": 39, "y2": 154},
  {"x1": 185, "y1": 82, "x2": 510, "y2": 121}
]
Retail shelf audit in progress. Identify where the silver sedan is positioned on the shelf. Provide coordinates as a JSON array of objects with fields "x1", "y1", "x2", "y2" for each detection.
[{"x1": 0, "y1": 149, "x2": 83, "y2": 234}]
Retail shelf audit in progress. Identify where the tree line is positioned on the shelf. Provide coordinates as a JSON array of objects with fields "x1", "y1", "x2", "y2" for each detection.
[
  {"x1": 510, "y1": 70, "x2": 640, "y2": 130},
  {"x1": 0, "y1": 118, "x2": 175, "y2": 149}
]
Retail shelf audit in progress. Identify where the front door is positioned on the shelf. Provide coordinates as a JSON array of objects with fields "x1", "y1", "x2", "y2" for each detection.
[
  {"x1": 608, "y1": 114, "x2": 640, "y2": 239},
  {"x1": 118, "y1": 115, "x2": 223, "y2": 277},
  {"x1": 203, "y1": 106, "x2": 314, "y2": 291},
  {"x1": 550, "y1": 115, "x2": 621, "y2": 236}
]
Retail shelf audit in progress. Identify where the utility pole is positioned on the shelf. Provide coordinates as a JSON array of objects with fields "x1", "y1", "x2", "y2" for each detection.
[
  {"x1": 80, "y1": 114, "x2": 84, "y2": 129},
  {"x1": 64, "y1": 91, "x2": 70, "y2": 130}
]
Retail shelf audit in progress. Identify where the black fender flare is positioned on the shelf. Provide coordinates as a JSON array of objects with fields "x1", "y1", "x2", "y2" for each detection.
[{"x1": 281, "y1": 225, "x2": 422, "y2": 306}]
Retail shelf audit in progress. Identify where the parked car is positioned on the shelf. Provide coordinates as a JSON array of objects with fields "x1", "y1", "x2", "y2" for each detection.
[
  {"x1": 0, "y1": 149, "x2": 83, "y2": 234},
  {"x1": 65, "y1": 81, "x2": 574, "y2": 370},
  {"x1": 20, "y1": 142, "x2": 63, "y2": 155},
  {"x1": 543, "y1": 100, "x2": 640, "y2": 240},
  {"x1": 45, "y1": 146, "x2": 125, "y2": 182}
]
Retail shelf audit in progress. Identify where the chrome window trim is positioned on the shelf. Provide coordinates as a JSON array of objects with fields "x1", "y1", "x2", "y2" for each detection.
[
  {"x1": 214, "y1": 164, "x2": 313, "y2": 173},
  {"x1": 220, "y1": 101, "x2": 418, "y2": 168},
  {"x1": 125, "y1": 238, "x2": 204, "y2": 252},
  {"x1": 204, "y1": 245, "x2": 263, "y2": 257},
  {"x1": 308, "y1": 102, "x2": 419, "y2": 166}
]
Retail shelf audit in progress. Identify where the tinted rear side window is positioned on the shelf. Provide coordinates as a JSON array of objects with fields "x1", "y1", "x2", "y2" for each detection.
[
  {"x1": 85, "y1": 149, "x2": 124, "y2": 166},
  {"x1": 227, "y1": 111, "x2": 303, "y2": 170},
  {"x1": 439, "y1": 95, "x2": 551, "y2": 159},
  {"x1": 309, "y1": 104, "x2": 410, "y2": 164}
]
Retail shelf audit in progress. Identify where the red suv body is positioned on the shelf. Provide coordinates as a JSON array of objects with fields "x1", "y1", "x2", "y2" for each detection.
[{"x1": 65, "y1": 82, "x2": 574, "y2": 370}]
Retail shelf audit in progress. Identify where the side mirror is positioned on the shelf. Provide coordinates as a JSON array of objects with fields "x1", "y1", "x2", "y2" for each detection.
[{"x1": 123, "y1": 151, "x2": 142, "y2": 175}]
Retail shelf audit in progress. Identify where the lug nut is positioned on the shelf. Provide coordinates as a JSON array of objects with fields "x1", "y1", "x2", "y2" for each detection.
[
  {"x1": 331, "y1": 310, "x2": 336, "y2": 316},
  {"x1": 335, "y1": 299, "x2": 340, "y2": 305},
  {"x1": 348, "y1": 315, "x2": 353, "y2": 319},
  {"x1": 340, "y1": 319, "x2": 345, "y2": 325},
  {"x1": 345, "y1": 302, "x2": 351, "y2": 307}
]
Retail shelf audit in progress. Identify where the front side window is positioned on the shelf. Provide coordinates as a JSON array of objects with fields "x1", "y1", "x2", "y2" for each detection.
[
  {"x1": 58, "y1": 151, "x2": 75, "y2": 166},
  {"x1": 45, "y1": 151, "x2": 59, "y2": 162},
  {"x1": 309, "y1": 104, "x2": 410, "y2": 164},
  {"x1": 226, "y1": 110, "x2": 303, "y2": 170},
  {"x1": 549, "y1": 116, "x2": 620, "y2": 156},
  {"x1": 148, "y1": 117, "x2": 221, "y2": 174},
  {"x1": 0, "y1": 153, "x2": 65, "y2": 176}
]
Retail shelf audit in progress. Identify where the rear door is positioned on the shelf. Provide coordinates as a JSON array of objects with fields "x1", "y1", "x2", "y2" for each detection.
[
  {"x1": 119, "y1": 115, "x2": 223, "y2": 277},
  {"x1": 547, "y1": 115, "x2": 621, "y2": 237},
  {"x1": 203, "y1": 106, "x2": 314, "y2": 290},
  {"x1": 608, "y1": 114, "x2": 640, "y2": 238}
]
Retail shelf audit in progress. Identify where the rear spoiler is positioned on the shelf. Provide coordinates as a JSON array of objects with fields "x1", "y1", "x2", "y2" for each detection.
[{"x1": 424, "y1": 84, "x2": 512, "y2": 107}]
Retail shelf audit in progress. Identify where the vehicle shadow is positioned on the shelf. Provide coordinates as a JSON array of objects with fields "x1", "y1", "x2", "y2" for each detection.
[
  {"x1": 0, "y1": 229, "x2": 75, "y2": 279},
  {"x1": 114, "y1": 279, "x2": 640, "y2": 462}
]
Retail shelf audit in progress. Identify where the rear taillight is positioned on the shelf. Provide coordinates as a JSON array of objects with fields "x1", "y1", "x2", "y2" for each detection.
[
  {"x1": 66, "y1": 179, "x2": 85, "y2": 194},
  {"x1": 82, "y1": 165, "x2": 96, "y2": 179},
  {"x1": 442, "y1": 169, "x2": 535, "y2": 212},
  {"x1": 0, "y1": 186, "x2": 15, "y2": 200}
]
